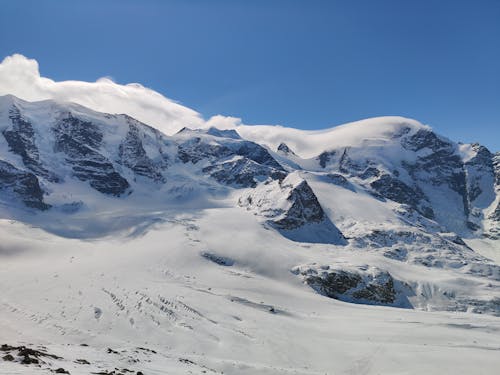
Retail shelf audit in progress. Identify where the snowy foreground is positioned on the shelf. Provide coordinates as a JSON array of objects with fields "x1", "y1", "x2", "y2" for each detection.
[{"x1": 1, "y1": 204, "x2": 499, "y2": 375}]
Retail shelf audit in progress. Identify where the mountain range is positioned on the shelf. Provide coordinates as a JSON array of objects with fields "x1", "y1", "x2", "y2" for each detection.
[{"x1": 0, "y1": 94, "x2": 499, "y2": 374}]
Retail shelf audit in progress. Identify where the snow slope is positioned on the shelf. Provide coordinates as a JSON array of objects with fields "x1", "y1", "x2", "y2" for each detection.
[{"x1": 1, "y1": 212, "x2": 500, "y2": 375}]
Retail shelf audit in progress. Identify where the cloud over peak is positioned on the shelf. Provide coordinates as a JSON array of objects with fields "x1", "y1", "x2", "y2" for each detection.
[{"x1": 0, "y1": 54, "x2": 205, "y2": 134}]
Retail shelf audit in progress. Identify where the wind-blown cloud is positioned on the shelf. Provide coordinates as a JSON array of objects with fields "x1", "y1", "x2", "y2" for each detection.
[
  {"x1": 0, "y1": 54, "x2": 424, "y2": 158},
  {"x1": 0, "y1": 54, "x2": 204, "y2": 134}
]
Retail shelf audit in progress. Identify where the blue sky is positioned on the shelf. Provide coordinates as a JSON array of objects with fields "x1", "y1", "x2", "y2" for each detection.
[{"x1": 0, "y1": 0, "x2": 499, "y2": 150}]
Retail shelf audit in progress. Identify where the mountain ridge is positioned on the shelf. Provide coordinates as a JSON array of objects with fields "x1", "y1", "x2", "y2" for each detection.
[
  {"x1": 0, "y1": 94, "x2": 499, "y2": 375},
  {"x1": 0, "y1": 94, "x2": 498, "y2": 313}
]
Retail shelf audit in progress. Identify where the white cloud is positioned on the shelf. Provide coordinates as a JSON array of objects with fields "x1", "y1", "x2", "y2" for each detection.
[
  {"x1": 0, "y1": 54, "x2": 204, "y2": 134},
  {"x1": 0, "y1": 54, "x2": 424, "y2": 158},
  {"x1": 205, "y1": 114, "x2": 243, "y2": 129}
]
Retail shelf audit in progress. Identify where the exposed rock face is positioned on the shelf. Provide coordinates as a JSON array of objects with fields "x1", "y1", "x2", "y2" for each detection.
[
  {"x1": 400, "y1": 131, "x2": 473, "y2": 231},
  {"x1": 494, "y1": 152, "x2": 500, "y2": 187},
  {"x1": 239, "y1": 173, "x2": 326, "y2": 230},
  {"x1": 401, "y1": 128, "x2": 450, "y2": 152},
  {"x1": 370, "y1": 174, "x2": 434, "y2": 219},
  {"x1": 177, "y1": 131, "x2": 283, "y2": 167},
  {"x1": 178, "y1": 137, "x2": 232, "y2": 164},
  {"x1": 234, "y1": 141, "x2": 284, "y2": 170},
  {"x1": 0, "y1": 159, "x2": 49, "y2": 209},
  {"x1": 119, "y1": 121, "x2": 165, "y2": 182},
  {"x1": 3, "y1": 106, "x2": 57, "y2": 181},
  {"x1": 277, "y1": 142, "x2": 296, "y2": 156},
  {"x1": 316, "y1": 150, "x2": 336, "y2": 168},
  {"x1": 201, "y1": 251, "x2": 235, "y2": 266},
  {"x1": 53, "y1": 115, "x2": 130, "y2": 196},
  {"x1": 464, "y1": 144, "x2": 494, "y2": 204},
  {"x1": 274, "y1": 178, "x2": 325, "y2": 230},
  {"x1": 293, "y1": 265, "x2": 398, "y2": 305},
  {"x1": 203, "y1": 158, "x2": 285, "y2": 188},
  {"x1": 239, "y1": 173, "x2": 346, "y2": 244},
  {"x1": 485, "y1": 152, "x2": 500, "y2": 238},
  {"x1": 176, "y1": 129, "x2": 286, "y2": 187}
]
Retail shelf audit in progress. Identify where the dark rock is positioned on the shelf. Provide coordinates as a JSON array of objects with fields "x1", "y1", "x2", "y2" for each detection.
[
  {"x1": 3, "y1": 105, "x2": 58, "y2": 181},
  {"x1": 234, "y1": 141, "x2": 284, "y2": 170},
  {"x1": 370, "y1": 174, "x2": 434, "y2": 219},
  {"x1": 352, "y1": 275, "x2": 395, "y2": 304},
  {"x1": 317, "y1": 150, "x2": 336, "y2": 168},
  {"x1": 21, "y1": 355, "x2": 38, "y2": 364},
  {"x1": 273, "y1": 179, "x2": 326, "y2": 230},
  {"x1": 239, "y1": 174, "x2": 346, "y2": 244},
  {"x1": 75, "y1": 358, "x2": 90, "y2": 365},
  {"x1": 493, "y1": 152, "x2": 500, "y2": 187},
  {"x1": 118, "y1": 122, "x2": 165, "y2": 182},
  {"x1": 402, "y1": 129, "x2": 449, "y2": 152},
  {"x1": 464, "y1": 144, "x2": 494, "y2": 203},
  {"x1": 203, "y1": 158, "x2": 285, "y2": 188},
  {"x1": 201, "y1": 252, "x2": 234, "y2": 266},
  {"x1": 296, "y1": 266, "x2": 398, "y2": 305},
  {"x1": 2, "y1": 354, "x2": 14, "y2": 361},
  {"x1": 277, "y1": 142, "x2": 296, "y2": 156},
  {"x1": 402, "y1": 139, "x2": 470, "y2": 222},
  {"x1": 359, "y1": 167, "x2": 381, "y2": 180},
  {"x1": 178, "y1": 137, "x2": 232, "y2": 164},
  {"x1": 306, "y1": 270, "x2": 361, "y2": 297},
  {"x1": 53, "y1": 115, "x2": 129, "y2": 196},
  {"x1": 0, "y1": 159, "x2": 50, "y2": 209},
  {"x1": 55, "y1": 368, "x2": 70, "y2": 374}
]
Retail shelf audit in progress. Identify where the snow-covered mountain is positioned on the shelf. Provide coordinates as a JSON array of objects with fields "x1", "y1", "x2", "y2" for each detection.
[{"x1": 0, "y1": 94, "x2": 499, "y2": 374}]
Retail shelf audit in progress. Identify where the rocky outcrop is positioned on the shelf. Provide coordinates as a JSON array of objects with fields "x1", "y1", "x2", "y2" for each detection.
[
  {"x1": 292, "y1": 264, "x2": 399, "y2": 305},
  {"x1": 177, "y1": 132, "x2": 283, "y2": 171},
  {"x1": 464, "y1": 144, "x2": 495, "y2": 204},
  {"x1": 119, "y1": 121, "x2": 165, "y2": 182},
  {"x1": 3, "y1": 105, "x2": 57, "y2": 182},
  {"x1": 401, "y1": 132, "x2": 472, "y2": 232},
  {"x1": 239, "y1": 173, "x2": 345, "y2": 244},
  {"x1": 234, "y1": 141, "x2": 284, "y2": 170},
  {"x1": 0, "y1": 159, "x2": 49, "y2": 210},
  {"x1": 239, "y1": 173, "x2": 325, "y2": 229},
  {"x1": 203, "y1": 157, "x2": 286, "y2": 188},
  {"x1": 370, "y1": 174, "x2": 434, "y2": 218},
  {"x1": 277, "y1": 142, "x2": 296, "y2": 156},
  {"x1": 316, "y1": 150, "x2": 336, "y2": 169},
  {"x1": 178, "y1": 137, "x2": 232, "y2": 164},
  {"x1": 53, "y1": 115, "x2": 129, "y2": 196},
  {"x1": 402, "y1": 128, "x2": 450, "y2": 152}
]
